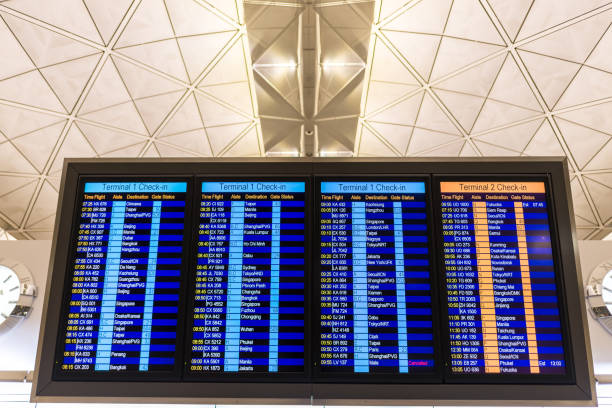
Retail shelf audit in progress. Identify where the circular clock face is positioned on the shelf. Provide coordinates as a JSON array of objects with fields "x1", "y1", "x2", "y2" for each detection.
[
  {"x1": 602, "y1": 269, "x2": 612, "y2": 315},
  {"x1": 0, "y1": 265, "x2": 20, "y2": 325}
]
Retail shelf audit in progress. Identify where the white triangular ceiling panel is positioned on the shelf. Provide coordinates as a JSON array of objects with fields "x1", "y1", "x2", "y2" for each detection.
[
  {"x1": 159, "y1": 94, "x2": 203, "y2": 137},
  {"x1": 221, "y1": 127, "x2": 261, "y2": 157},
  {"x1": 79, "y1": 101, "x2": 148, "y2": 135},
  {"x1": 79, "y1": 58, "x2": 132, "y2": 114},
  {"x1": 3, "y1": 0, "x2": 102, "y2": 42},
  {"x1": 195, "y1": 93, "x2": 251, "y2": 127},
  {"x1": 473, "y1": 119, "x2": 544, "y2": 152},
  {"x1": 368, "y1": 121, "x2": 412, "y2": 155},
  {"x1": 407, "y1": 128, "x2": 461, "y2": 155},
  {"x1": 444, "y1": 0, "x2": 504, "y2": 45},
  {"x1": 199, "y1": 39, "x2": 247, "y2": 86},
  {"x1": 518, "y1": 50, "x2": 581, "y2": 109},
  {"x1": 0, "y1": 70, "x2": 65, "y2": 112},
  {"x1": 40, "y1": 53, "x2": 101, "y2": 112},
  {"x1": 364, "y1": 81, "x2": 419, "y2": 116},
  {"x1": 159, "y1": 128, "x2": 212, "y2": 156},
  {"x1": 555, "y1": 101, "x2": 612, "y2": 136},
  {"x1": 0, "y1": 180, "x2": 37, "y2": 225},
  {"x1": 206, "y1": 122, "x2": 251, "y2": 155},
  {"x1": 429, "y1": 37, "x2": 504, "y2": 81},
  {"x1": 84, "y1": 0, "x2": 133, "y2": 44},
  {"x1": 50, "y1": 124, "x2": 98, "y2": 174},
  {"x1": 523, "y1": 120, "x2": 565, "y2": 156},
  {"x1": 555, "y1": 66, "x2": 612, "y2": 109},
  {"x1": 358, "y1": 126, "x2": 398, "y2": 156},
  {"x1": 383, "y1": 0, "x2": 452, "y2": 34},
  {"x1": 487, "y1": 0, "x2": 532, "y2": 41},
  {"x1": 177, "y1": 31, "x2": 236, "y2": 83},
  {"x1": 1, "y1": 12, "x2": 99, "y2": 67},
  {"x1": 556, "y1": 118, "x2": 610, "y2": 170},
  {"x1": 115, "y1": 39, "x2": 189, "y2": 82},
  {"x1": 76, "y1": 122, "x2": 144, "y2": 154},
  {"x1": 166, "y1": 0, "x2": 236, "y2": 37},
  {"x1": 0, "y1": 17, "x2": 34, "y2": 80},
  {"x1": 367, "y1": 91, "x2": 423, "y2": 126},
  {"x1": 115, "y1": 0, "x2": 174, "y2": 48},
  {"x1": 381, "y1": 31, "x2": 440, "y2": 81},
  {"x1": 11, "y1": 121, "x2": 65, "y2": 172},
  {"x1": 0, "y1": 104, "x2": 62, "y2": 140}
]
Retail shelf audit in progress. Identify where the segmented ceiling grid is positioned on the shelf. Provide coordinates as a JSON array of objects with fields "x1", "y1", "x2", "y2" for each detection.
[
  {"x1": 0, "y1": 0, "x2": 610, "y2": 241},
  {"x1": 0, "y1": 0, "x2": 262, "y2": 239},
  {"x1": 357, "y1": 0, "x2": 612, "y2": 240}
]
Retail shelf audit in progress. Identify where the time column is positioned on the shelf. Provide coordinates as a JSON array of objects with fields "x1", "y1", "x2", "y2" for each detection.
[
  {"x1": 320, "y1": 196, "x2": 351, "y2": 369},
  {"x1": 64, "y1": 197, "x2": 111, "y2": 371},
  {"x1": 442, "y1": 197, "x2": 481, "y2": 373}
]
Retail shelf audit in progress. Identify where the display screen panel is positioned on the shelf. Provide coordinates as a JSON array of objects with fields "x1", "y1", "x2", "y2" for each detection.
[
  {"x1": 317, "y1": 180, "x2": 436, "y2": 376},
  {"x1": 55, "y1": 180, "x2": 189, "y2": 377},
  {"x1": 439, "y1": 180, "x2": 566, "y2": 376},
  {"x1": 187, "y1": 180, "x2": 307, "y2": 376}
]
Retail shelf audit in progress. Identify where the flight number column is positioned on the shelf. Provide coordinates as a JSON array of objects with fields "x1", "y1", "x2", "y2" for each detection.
[
  {"x1": 319, "y1": 198, "x2": 352, "y2": 369},
  {"x1": 192, "y1": 198, "x2": 230, "y2": 372}
]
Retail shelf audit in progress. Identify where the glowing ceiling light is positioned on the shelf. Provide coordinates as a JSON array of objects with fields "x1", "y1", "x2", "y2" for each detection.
[
  {"x1": 320, "y1": 61, "x2": 366, "y2": 69},
  {"x1": 604, "y1": 231, "x2": 612, "y2": 241},
  {"x1": 265, "y1": 151, "x2": 300, "y2": 157},
  {"x1": 253, "y1": 62, "x2": 297, "y2": 69},
  {"x1": 319, "y1": 150, "x2": 353, "y2": 157}
]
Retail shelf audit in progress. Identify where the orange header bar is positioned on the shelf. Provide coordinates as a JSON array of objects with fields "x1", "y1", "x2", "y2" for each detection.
[{"x1": 440, "y1": 181, "x2": 546, "y2": 194}]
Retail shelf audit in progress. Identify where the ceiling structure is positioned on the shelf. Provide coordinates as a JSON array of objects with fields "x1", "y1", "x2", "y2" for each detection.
[
  {"x1": 246, "y1": 0, "x2": 373, "y2": 156},
  {"x1": 0, "y1": 0, "x2": 610, "y2": 240}
]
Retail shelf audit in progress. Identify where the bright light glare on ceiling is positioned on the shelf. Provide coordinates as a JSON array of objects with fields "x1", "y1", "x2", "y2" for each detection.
[
  {"x1": 265, "y1": 151, "x2": 300, "y2": 157},
  {"x1": 319, "y1": 150, "x2": 354, "y2": 157},
  {"x1": 320, "y1": 61, "x2": 366, "y2": 69},
  {"x1": 604, "y1": 232, "x2": 612, "y2": 241},
  {"x1": 253, "y1": 62, "x2": 297, "y2": 69}
]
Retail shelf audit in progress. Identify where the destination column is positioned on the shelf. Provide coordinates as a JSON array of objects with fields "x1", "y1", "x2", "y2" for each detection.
[{"x1": 474, "y1": 201, "x2": 499, "y2": 374}]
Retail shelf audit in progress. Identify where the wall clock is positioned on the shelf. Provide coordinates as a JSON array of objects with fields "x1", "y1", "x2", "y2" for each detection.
[
  {"x1": 585, "y1": 259, "x2": 612, "y2": 335},
  {"x1": 0, "y1": 258, "x2": 37, "y2": 334}
]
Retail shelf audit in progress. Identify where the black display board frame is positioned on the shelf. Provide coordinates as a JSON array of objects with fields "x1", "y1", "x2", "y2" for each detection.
[
  {"x1": 52, "y1": 175, "x2": 193, "y2": 381},
  {"x1": 432, "y1": 174, "x2": 574, "y2": 384},
  {"x1": 311, "y1": 175, "x2": 443, "y2": 383},
  {"x1": 32, "y1": 158, "x2": 594, "y2": 405},
  {"x1": 183, "y1": 175, "x2": 313, "y2": 382}
]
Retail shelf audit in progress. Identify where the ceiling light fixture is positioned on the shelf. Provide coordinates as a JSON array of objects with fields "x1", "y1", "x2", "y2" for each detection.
[
  {"x1": 320, "y1": 61, "x2": 366, "y2": 69},
  {"x1": 319, "y1": 150, "x2": 354, "y2": 157},
  {"x1": 253, "y1": 62, "x2": 298, "y2": 69},
  {"x1": 265, "y1": 151, "x2": 300, "y2": 157}
]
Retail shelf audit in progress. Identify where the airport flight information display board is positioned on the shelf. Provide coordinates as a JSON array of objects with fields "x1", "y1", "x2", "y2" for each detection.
[
  {"x1": 317, "y1": 181, "x2": 435, "y2": 376},
  {"x1": 56, "y1": 180, "x2": 188, "y2": 376},
  {"x1": 187, "y1": 181, "x2": 307, "y2": 375},
  {"x1": 439, "y1": 181, "x2": 566, "y2": 376},
  {"x1": 36, "y1": 160, "x2": 593, "y2": 403}
]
